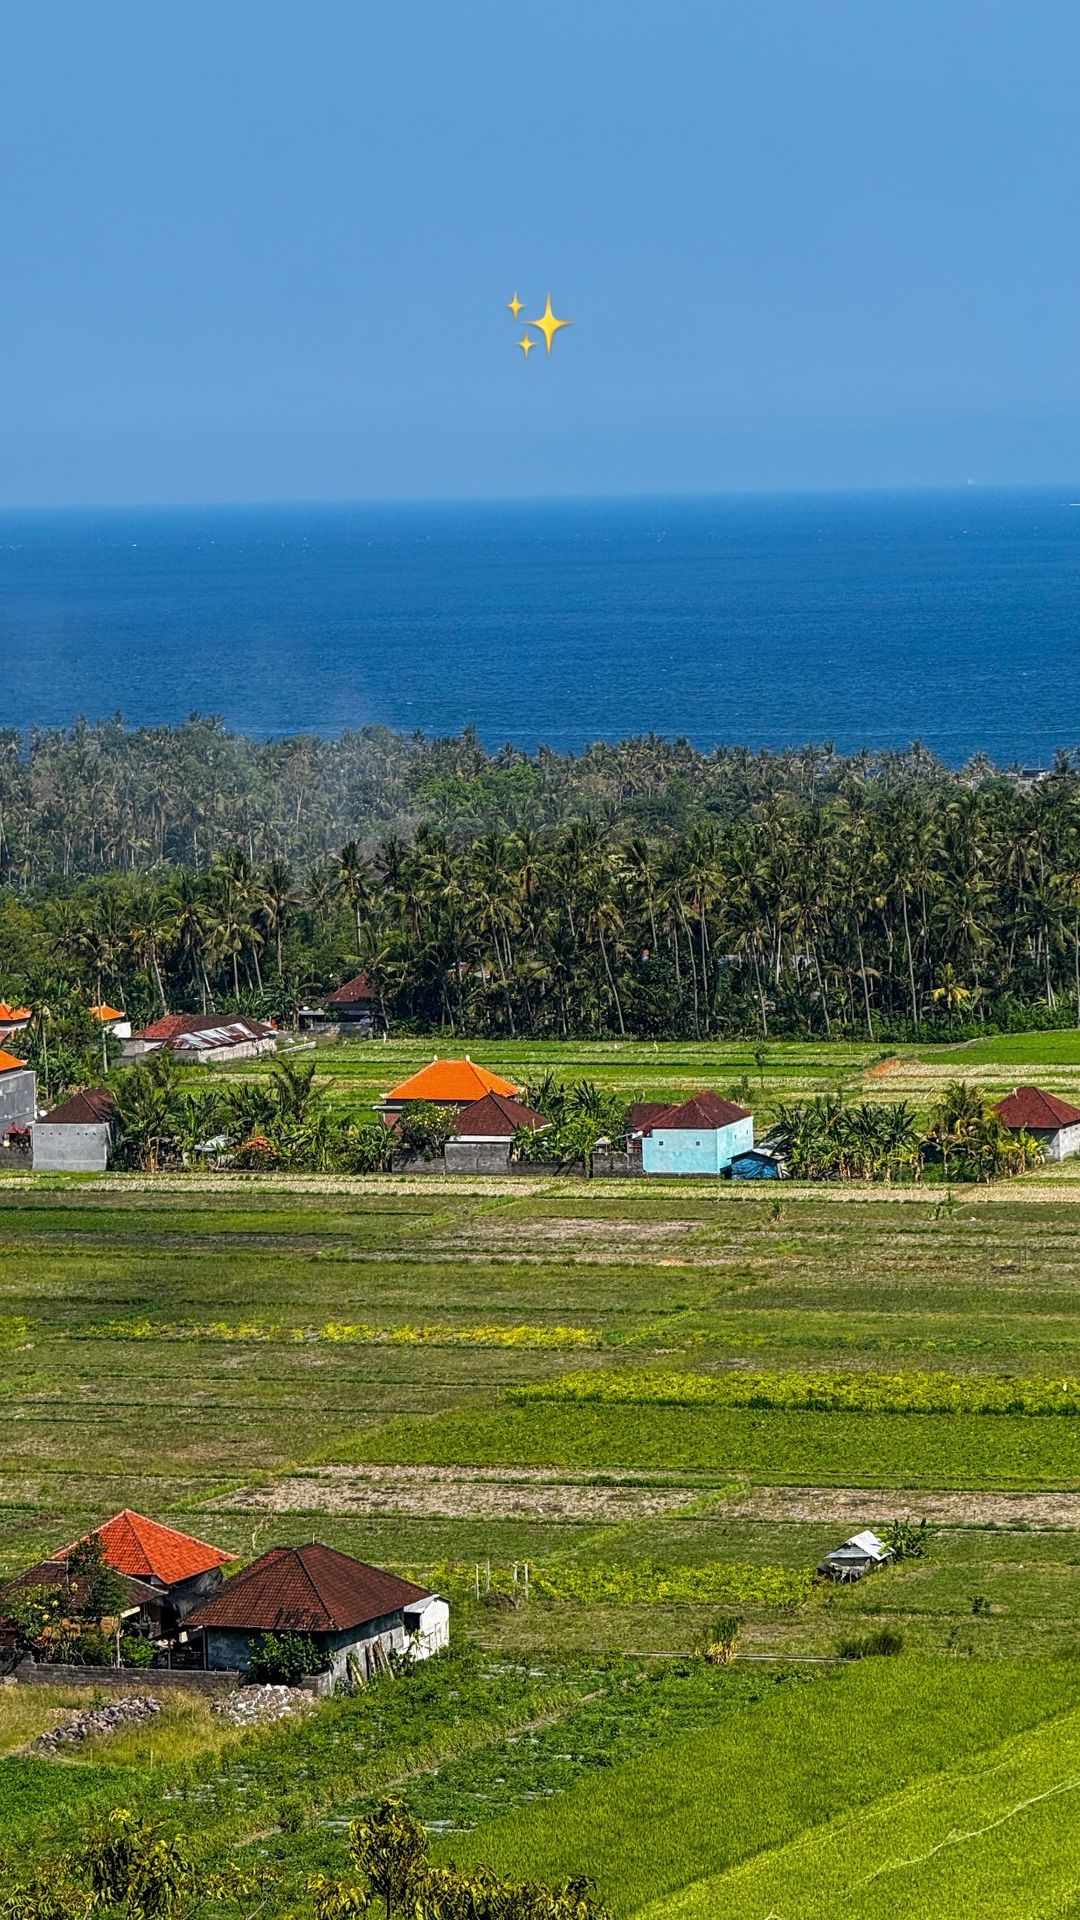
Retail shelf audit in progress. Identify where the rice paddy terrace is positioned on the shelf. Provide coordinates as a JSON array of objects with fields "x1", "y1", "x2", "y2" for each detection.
[{"x1": 6, "y1": 1032, "x2": 1080, "y2": 1914}]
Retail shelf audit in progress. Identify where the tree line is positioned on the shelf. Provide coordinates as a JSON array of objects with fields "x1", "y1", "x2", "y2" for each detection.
[{"x1": 7, "y1": 722, "x2": 1080, "y2": 1040}]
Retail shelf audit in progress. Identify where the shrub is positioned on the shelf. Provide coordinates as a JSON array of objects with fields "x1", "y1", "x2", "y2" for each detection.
[
  {"x1": 397, "y1": 1102, "x2": 456, "y2": 1159},
  {"x1": 837, "y1": 1627, "x2": 905, "y2": 1660},
  {"x1": 119, "y1": 1633, "x2": 155, "y2": 1668},
  {"x1": 883, "y1": 1518, "x2": 933, "y2": 1561},
  {"x1": 248, "y1": 1631, "x2": 325, "y2": 1686}
]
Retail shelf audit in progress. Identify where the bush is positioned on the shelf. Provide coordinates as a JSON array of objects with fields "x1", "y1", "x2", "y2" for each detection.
[
  {"x1": 120, "y1": 1633, "x2": 155, "y2": 1668},
  {"x1": 837, "y1": 1627, "x2": 905, "y2": 1660},
  {"x1": 71, "y1": 1627, "x2": 116, "y2": 1666},
  {"x1": 396, "y1": 1103, "x2": 456, "y2": 1160},
  {"x1": 248, "y1": 1631, "x2": 325, "y2": 1686},
  {"x1": 700, "y1": 1616, "x2": 741, "y2": 1666}
]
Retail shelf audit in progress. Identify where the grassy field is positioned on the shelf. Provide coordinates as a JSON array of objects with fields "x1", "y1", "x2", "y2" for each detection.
[{"x1": 7, "y1": 1033, "x2": 1080, "y2": 1907}]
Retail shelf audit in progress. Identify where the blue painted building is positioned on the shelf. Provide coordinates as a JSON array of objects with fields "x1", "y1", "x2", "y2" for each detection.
[{"x1": 635, "y1": 1092, "x2": 753, "y2": 1176}]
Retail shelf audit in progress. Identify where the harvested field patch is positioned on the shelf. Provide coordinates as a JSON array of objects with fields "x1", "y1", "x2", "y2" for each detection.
[
  {"x1": 718, "y1": 1483, "x2": 1080, "y2": 1528},
  {"x1": 209, "y1": 1465, "x2": 704, "y2": 1522}
]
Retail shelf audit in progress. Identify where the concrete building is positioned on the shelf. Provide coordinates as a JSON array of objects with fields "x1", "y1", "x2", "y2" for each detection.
[
  {"x1": 32, "y1": 1086, "x2": 115, "y2": 1172},
  {"x1": 995, "y1": 1085, "x2": 1080, "y2": 1162},
  {"x1": 0, "y1": 1049, "x2": 37, "y2": 1137},
  {"x1": 444, "y1": 1092, "x2": 549, "y2": 1173},
  {"x1": 633, "y1": 1092, "x2": 753, "y2": 1176},
  {"x1": 187, "y1": 1542, "x2": 449, "y2": 1682}
]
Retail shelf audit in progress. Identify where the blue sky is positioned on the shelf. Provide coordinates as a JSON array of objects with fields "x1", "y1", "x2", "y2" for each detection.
[{"x1": 4, "y1": 0, "x2": 1080, "y2": 504}]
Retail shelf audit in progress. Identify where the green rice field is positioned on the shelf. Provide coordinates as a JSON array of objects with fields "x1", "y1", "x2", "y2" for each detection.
[{"x1": 7, "y1": 1033, "x2": 1080, "y2": 1911}]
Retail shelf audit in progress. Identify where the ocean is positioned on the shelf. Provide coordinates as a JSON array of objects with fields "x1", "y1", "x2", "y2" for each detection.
[{"x1": 6, "y1": 488, "x2": 1080, "y2": 761}]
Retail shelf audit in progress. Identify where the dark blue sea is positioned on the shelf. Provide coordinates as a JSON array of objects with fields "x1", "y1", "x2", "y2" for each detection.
[{"x1": 6, "y1": 489, "x2": 1080, "y2": 761}]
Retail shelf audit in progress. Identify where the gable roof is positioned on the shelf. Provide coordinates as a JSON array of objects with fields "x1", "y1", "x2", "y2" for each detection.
[
  {"x1": 42, "y1": 1087, "x2": 116, "y2": 1126},
  {"x1": 55, "y1": 1511, "x2": 234, "y2": 1586},
  {"x1": 383, "y1": 1058, "x2": 520, "y2": 1104},
  {"x1": 185, "y1": 1542, "x2": 429, "y2": 1634},
  {"x1": 995, "y1": 1085, "x2": 1080, "y2": 1130},
  {"x1": 325, "y1": 973, "x2": 375, "y2": 1006},
  {"x1": 0, "y1": 1048, "x2": 28, "y2": 1074},
  {"x1": 454, "y1": 1092, "x2": 548, "y2": 1139},
  {"x1": 0, "y1": 1002, "x2": 30, "y2": 1025},
  {"x1": 826, "y1": 1530, "x2": 891, "y2": 1563},
  {"x1": 90, "y1": 1004, "x2": 126, "y2": 1022},
  {"x1": 630, "y1": 1102, "x2": 675, "y2": 1134},
  {"x1": 638, "y1": 1091, "x2": 751, "y2": 1135}
]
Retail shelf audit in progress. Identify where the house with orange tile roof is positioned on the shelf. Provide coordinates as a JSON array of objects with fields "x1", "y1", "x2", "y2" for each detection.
[
  {"x1": 378, "y1": 1056, "x2": 520, "y2": 1124},
  {"x1": 0, "y1": 1001, "x2": 30, "y2": 1038},
  {"x1": 10, "y1": 1510, "x2": 236, "y2": 1633},
  {"x1": 91, "y1": 1003, "x2": 131, "y2": 1040}
]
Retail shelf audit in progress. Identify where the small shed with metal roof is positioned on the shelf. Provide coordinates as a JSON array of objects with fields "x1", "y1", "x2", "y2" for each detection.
[{"x1": 818, "y1": 1529, "x2": 893, "y2": 1583}]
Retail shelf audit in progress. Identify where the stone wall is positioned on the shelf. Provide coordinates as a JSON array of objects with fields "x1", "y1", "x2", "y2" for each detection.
[
  {"x1": 10, "y1": 1659, "x2": 240, "y2": 1690},
  {"x1": 32, "y1": 1121, "x2": 110, "y2": 1173},
  {"x1": 0, "y1": 1069, "x2": 36, "y2": 1133}
]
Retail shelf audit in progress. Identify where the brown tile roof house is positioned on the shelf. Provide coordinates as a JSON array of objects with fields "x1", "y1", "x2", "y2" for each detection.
[
  {"x1": 995, "y1": 1085, "x2": 1080, "y2": 1163},
  {"x1": 41, "y1": 1087, "x2": 116, "y2": 1126},
  {"x1": 633, "y1": 1092, "x2": 752, "y2": 1133},
  {"x1": 324, "y1": 973, "x2": 376, "y2": 1008},
  {"x1": 186, "y1": 1543, "x2": 449, "y2": 1679},
  {"x1": 453, "y1": 1093, "x2": 549, "y2": 1139}
]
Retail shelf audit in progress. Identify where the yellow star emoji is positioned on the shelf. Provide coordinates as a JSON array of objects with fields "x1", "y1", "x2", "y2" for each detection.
[
  {"x1": 518, "y1": 331, "x2": 536, "y2": 358},
  {"x1": 507, "y1": 292, "x2": 524, "y2": 319},
  {"x1": 531, "y1": 293, "x2": 571, "y2": 355}
]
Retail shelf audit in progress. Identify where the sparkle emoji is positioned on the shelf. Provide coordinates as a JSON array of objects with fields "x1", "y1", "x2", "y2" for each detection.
[
  {"x1": 518, "y1": 332, "x2": 536, "y2": 358},
  {"x1": 531, "y1": 293, "x2": 571, "y2": 356},
  {"x1": 507, "y1": 291, "x2": 524, "y2": 319}
]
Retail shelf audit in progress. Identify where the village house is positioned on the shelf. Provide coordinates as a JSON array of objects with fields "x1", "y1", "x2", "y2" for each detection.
[
  {"x1": 378, "y1": 1056, "x2": 520, "y2": 1126},
  {"x1": 631, "y1": 1092, "x2": 754, "y2": 1176},
  {"x1": 91, "y1": 1003, "x2": 132, "y2": 1040},
  {"x1": 7, "y1": 1510, "x2": 235, "y2": 1637},
  {"x1": 32, "y1": 1086, "x2": 115, "y2": 1173},
  {"x1": 185, "y1": 1542, "x2": 449, "y2": 1682},
  {"x1": 994, "y1": 1085, "x2": 1080, "y2": 1162},
  {"x1": 126, "y1": 1013, "x2": 278, "y2": 1065},
  {"x1": 300, "y1": 973, "x2": 383, "y2": 1034},
  {"x1": 444, "y1": 1091, "x2": 549, "y2": 1173},
  {"x1": 0, "y1": 1002, "x2": 30, "y2": 1040}
]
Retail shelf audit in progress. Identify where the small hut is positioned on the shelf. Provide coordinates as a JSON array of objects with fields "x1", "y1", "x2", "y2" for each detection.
[{"x1": 817, "y1": 1529, "x2": 893, "y2": 1583}]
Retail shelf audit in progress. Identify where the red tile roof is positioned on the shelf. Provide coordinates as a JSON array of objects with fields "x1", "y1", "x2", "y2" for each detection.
[
  {"x1": 186, "y1": 1542, "x2": 429, "y2": 1634},
  {"x1": 325, "y1": 973, "x2": 375, "y2": 1006},
  {"x1": 454, "y1": 1092, "x2": 549, "y2": 1138},
  {"x1": 629, "y1": 1101, "x2": 676, "y2": 1134},
  {"x1": 55, "y1": 1511, "x2": 234, "y2": 1586},
  {"x1": 42, "y1": 1087, "x2": 116, "y2": 1126},
  {"x1": 995, "y1": 1085, "x2": 1080, "y2": 1131},
  {"x1": 383, "y1": 1058, "x2": 519, "y2": 1105},
  {"x1": 637, "y1": 1091, "x2": 751, "y2": 1135}
]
